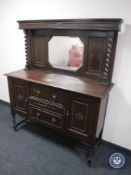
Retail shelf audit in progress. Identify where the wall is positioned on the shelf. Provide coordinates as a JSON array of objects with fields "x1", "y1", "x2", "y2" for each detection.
[{"x1": 0, "y1": 0, "x2": 131, "y2": 150}]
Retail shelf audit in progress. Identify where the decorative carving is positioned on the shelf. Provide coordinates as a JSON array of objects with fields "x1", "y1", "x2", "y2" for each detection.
[
  {"x1": 75, "y1": 113, "x2": 84, "y2": 121},
  {"x1": 24, "y1": 30, "x2": 32, "y2": 69},
  {"x1": 29, "y1": 97, "x2": 65, "y2": 115},
  {"x1": 17, "y1": 94, "x2": 23, "y2": 101},
  {"x1": 103, "y1": 38, "x2": 113, "y2": 80},
  {"x1": 87, "y1": 38, "x2": 105, "y2": 73},
  {"x1": 36, "y1": 90, "x2": 41, "y2": 95}
]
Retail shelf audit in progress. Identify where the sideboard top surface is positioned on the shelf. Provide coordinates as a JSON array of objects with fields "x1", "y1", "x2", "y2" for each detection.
[
  {"x1": 18, "y1": 18, "x2": 123, "y2": 31},
  {"x1": 6, "y1": 69, "x2": 113, "y2": 98}
]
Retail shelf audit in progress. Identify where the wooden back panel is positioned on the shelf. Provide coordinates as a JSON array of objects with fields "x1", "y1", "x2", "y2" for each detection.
[{"x1": 18, "y1": 19, "x2": 123, "y2": 84}]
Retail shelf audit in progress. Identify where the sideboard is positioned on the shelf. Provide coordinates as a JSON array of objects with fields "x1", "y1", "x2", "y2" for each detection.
[{"x1": 5, "y1": 18, "x2": 123, "y2": 166}]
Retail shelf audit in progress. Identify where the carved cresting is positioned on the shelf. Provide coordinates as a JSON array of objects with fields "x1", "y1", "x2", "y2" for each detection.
[
  {"x1": 24, "y1": 30, "x2": 32, "y2": 69},
  {"x1": 103, "y1": 38, "x2": 113, "y2": 80}
]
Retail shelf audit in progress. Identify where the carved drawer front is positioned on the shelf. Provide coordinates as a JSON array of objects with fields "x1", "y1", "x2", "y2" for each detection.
[
  {"x1": 68, "y1": 100, "x2": 90, "y2": 137},
  {"x1": 31, "y1": 84, "x2": 63, "y2": 104},
  {"x1": 29, "y1": 106, "x2": 63, "y2": 128},
  {"x1": 29, "y1": 97, "x2": 65, "y2": 116}
]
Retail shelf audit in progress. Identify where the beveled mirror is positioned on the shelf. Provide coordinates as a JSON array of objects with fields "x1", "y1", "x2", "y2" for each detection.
[{"x1": 49, "y1": 36, "x2": 84, "y2": 71}]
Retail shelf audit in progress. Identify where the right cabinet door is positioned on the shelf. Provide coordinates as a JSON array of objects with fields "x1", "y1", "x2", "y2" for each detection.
[{"x1": 66, "y1": 94, "x2": 100, "y2": 139}]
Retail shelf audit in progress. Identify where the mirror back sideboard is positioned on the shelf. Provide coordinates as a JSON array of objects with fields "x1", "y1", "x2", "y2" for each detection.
[{"x1": 6, "y1": 18, "x2": 123, "y2": 166}]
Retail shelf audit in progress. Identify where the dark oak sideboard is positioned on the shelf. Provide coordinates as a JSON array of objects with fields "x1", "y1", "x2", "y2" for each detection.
[{"x1": 5, "y1": 19, "x2": 123, "y2": 166}]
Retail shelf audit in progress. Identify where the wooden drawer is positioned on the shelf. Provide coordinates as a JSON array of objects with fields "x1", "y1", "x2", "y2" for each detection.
[
  {"x1": 29, "y1": 106, "x2": 63, "y2": 128},
  {"x1": 31, "y1": 84, "x2": 63, "y2": 104},
  {"x1": 29, "y1": 97, "x2": 65, "y2": 116}
]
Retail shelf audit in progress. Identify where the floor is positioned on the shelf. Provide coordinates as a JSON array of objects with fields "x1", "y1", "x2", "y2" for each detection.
[{"x1": 0, "y1": 102, "x2": 131, "y2": 175}]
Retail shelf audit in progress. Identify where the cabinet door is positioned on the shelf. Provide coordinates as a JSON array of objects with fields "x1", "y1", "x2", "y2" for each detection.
[
  {"x1": 66, "y1": 94, "x2": 100, "y2": 139},
  {"x1": 8, "y1": 78, "x2": 29, "y2": 117}
]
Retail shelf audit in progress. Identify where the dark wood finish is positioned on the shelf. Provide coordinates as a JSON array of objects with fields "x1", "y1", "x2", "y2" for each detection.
[
  {"x1": 19, "y1": 19, "x2": 123, "y2": 83},
  {"x1": 18, "y1": 19, "x2": 123, "y2": 31},
  {"x1": 5, "y1": 19, "x2": 123, "y2": 166},
  {"x1": 29, "y1": 106, "x2": 63, "y2": 128}
]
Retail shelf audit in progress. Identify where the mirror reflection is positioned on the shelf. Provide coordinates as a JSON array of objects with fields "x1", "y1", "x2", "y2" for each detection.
[{"x1": 49, "y1": 36, "x2": 84, "y2": 71}]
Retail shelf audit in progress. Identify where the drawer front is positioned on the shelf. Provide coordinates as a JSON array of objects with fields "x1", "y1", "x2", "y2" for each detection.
[
  {"x1": 29, "y1": 97, "x2": 65, "y2": 116},
  {"x1": 29, "y1": 106, "x2": 63, "y2": 128},
  {"x1": 31, "y1": 84, "x2": 63, "y2": 104}
]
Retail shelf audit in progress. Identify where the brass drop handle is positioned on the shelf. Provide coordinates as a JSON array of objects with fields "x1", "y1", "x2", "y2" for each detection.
[{"x1": 51, "y1": 117, "x2": 56, "y2": 123}]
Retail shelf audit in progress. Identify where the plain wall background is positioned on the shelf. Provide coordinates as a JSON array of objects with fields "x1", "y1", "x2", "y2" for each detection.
[{"x1": 0, "y1": 0, "x2": 131, "y2": 150}]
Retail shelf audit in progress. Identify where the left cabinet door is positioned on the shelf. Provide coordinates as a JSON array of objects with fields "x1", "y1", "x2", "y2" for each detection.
[{"x1": 8, "y1": 78, "x2": 29, "y2": 117}]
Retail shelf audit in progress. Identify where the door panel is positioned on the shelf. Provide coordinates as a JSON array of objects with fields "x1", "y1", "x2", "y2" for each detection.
[
  {"x1": 14, "y1": 84, "x2": 26, "y2": 111},
  {"x1": 67, "y1": 95, "x2": 93, "y2": 138},
  {"x1": 71, "y1": 101, "x2": 89, "y2": 133},
  {"x1": 66, "y1": 94, "x2": 100, "y2": 139},
  {"x1": 11, "y1": 79, "x2": 29, "y2": 116}
]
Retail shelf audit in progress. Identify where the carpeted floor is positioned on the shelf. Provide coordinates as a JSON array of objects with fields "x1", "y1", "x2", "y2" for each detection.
[{"x1": 0, "y1": 102, "x2": 131, "y2": 175}]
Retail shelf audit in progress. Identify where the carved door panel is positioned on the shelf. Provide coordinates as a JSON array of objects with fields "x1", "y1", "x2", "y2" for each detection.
[
  {"x1": 9, "y1": 78, "x2": 29, "y2": 117},
  {"x1": 66, "y1": 95, "x2": 91, "y2": 138},
  {"x1": 66, "y1": 94, "x2": 100, "y2": 139}
]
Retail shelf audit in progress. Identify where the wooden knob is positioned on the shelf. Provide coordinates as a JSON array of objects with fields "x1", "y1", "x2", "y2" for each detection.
[
  {"x1": 36, "y1": 112, "x2": 40, "y2": 117},
  {"x1": 52, "y1": 94, "x2": 56, "y2": 101},
  {"x1": 66, "y1": 111, "x2": 69, "y2": 117},
  {"x1": 36, "y1": 90, "x2": 40, "y2": 95},
  {"x1": 51, "y1": 117, "x2": 56, "y2": 123},
  {"x1": 52, "y1": 94, "x2": 56, "y2": 99}
]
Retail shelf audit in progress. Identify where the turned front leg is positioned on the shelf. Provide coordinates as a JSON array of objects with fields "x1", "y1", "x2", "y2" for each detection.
[{"x1": 11, "y1": 109, "x2": 16, "y2": 131}]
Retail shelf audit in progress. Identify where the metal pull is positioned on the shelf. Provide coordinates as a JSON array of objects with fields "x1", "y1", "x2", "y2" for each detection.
[{"x1": 51, "y1": 117, "x2": 56, "y2": 123}]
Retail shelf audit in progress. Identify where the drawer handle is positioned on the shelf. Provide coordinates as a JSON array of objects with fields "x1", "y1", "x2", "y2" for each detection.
[
  {"x1": 66, "y1": 110, "x2": 69, "y2": 117},
  {"x1": 36, "y1": 90, "x2": 40, "y2": 95},
  {"x1": 51, "y1": 117, "x2": 56, "y2": 123},
  {"x1": 36, "y1": 112, "x2": 40, "y2": 117},
  {"x1": 52, "y1": 94, "x2": 56, "y2": 99}
]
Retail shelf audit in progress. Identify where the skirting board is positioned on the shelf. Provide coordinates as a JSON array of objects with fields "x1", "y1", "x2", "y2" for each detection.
[
  {"x1": 0, "y1": 99, "x2": 10, "y2": 106},
  {"x1": 0, "y1": 99, "x2": 131, "y2": 155}
]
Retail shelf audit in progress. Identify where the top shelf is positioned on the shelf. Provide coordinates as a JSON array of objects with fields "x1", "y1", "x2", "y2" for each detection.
[{"x1": 18, "y1": 18, "x2": 123, "y2": 31}]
